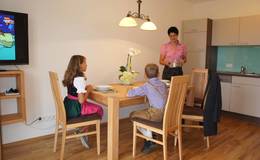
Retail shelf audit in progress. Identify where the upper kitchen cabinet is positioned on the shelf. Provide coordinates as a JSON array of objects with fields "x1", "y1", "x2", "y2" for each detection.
[
  {"x1": 182, "y1": 19, "x2": 208, "y2": 33},
  {"x1": 212, "y1": 17, "x2": 239, "y2": 46},
  {"x1": 239, "y1": 15, "x2": 260, "y2": 45},
  {"x1": 212, "y1": 15, "x2": 260, "y2": 46}
]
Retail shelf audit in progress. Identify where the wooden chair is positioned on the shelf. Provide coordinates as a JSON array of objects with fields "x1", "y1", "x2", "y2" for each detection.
[
  {"x1": 186, "y1": 68, "x2": 208, "y2": 107},
  {"x1": 132, "y1": 75, "x2": 190, "y2": 160},
  {"x1": 182, "y1": 68, "x2": 210, "y2": 148},
  {"x1": 49, "y1": 71, "x2": 101, "y2": 160}
]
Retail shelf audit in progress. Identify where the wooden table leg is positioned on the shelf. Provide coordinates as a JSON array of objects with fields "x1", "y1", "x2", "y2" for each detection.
[{"x1": 107, "y1": 97, "x2": 120, "y2": 160}]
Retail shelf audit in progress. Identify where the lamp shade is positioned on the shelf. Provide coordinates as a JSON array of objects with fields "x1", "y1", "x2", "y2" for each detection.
[
  {"x1": 119, "y1": 17, "x2": 137, "y2": 27},
  {"x1": 140, "y1": 21, "x2": 157, "y2": 30}
]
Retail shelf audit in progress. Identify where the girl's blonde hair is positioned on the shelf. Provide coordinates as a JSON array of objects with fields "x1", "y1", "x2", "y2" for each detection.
[{"x1": 62, "y1": 55, "x2": 85, "y2": 87}]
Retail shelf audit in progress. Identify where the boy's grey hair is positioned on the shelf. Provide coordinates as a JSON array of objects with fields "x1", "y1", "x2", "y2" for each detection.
[{"x1": 145, "y1": 63, "x2": 159, "y2": 78}]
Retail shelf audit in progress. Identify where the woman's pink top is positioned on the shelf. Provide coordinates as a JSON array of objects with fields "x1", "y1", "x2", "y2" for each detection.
[{"x1": 160, "y1": 41, "x2": 187, "y2": 63}]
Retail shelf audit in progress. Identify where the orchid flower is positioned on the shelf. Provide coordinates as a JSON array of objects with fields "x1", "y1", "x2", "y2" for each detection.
[{"x1": 128, "y1": 48, "x2": 141, "y2": 56}]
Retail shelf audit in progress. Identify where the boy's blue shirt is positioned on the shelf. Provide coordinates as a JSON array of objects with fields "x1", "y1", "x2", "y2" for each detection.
[{"x1": 127, "y1": 77, "x2": 168, "y2": 109}]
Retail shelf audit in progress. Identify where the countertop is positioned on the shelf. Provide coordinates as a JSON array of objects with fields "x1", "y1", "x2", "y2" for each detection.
[{"x1": 217, "y1": 71, "x2": 260, "y2": 78}]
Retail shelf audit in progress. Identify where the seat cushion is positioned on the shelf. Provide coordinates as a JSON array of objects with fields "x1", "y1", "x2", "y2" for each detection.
[
  {"x1": 183, "y1": 106, "x2": 203, "y2": 116},
  {"x1": 131, "y1": 117, "x2": 162, "y2": 130},
  {"x1": 67, "y1": 113, "x2": 101, "y2": 124},
  {"x1": 194, "y1": 97, "x2": 204, "y2": 107}
]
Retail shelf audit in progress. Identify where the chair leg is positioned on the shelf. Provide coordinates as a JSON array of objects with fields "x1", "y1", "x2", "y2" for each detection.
[
  {"x1": 60, "y1": 128, "x2": 66, "y2": 160},
  {"x1": 53, "y1": 123, "x2": 59, "y2": 152},
  {"x1": 132, "y1": 122, "x2": 137, "y2": 157},
  {"x1": 96, "y1": 121, "x2": 101, "y2": 155},
  {"x1": 206, "y1": 136, "x2": 210, "y2": 149},
  {"x1": 174, "y1": 130, "x2": 178, "y2": 146},
  {"x1": 177, "y1": 128, "x2": 183, "y2": 160},
  {"x1": 163, "y1": 133, "x2": 168, "y2": 160}
]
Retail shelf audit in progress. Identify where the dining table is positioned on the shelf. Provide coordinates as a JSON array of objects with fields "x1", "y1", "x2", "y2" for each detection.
[{"x1": 89, "y1": 82, "x2": 146, "y2": 160}]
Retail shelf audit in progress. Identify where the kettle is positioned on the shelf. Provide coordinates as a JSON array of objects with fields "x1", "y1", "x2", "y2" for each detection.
[{"x1": 240, "y1": 66, "x2": 247, "y2": 74}]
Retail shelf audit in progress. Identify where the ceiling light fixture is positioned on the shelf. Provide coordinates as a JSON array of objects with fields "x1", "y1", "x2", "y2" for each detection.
[{"x1": 119, "y1": 0, "x2": 157, "y2": 31}]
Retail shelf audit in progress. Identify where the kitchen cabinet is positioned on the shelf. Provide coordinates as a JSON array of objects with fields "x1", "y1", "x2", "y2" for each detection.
[
  {"x1": 221, "y1": 82, "x2": 231, "y2": 111},
  {"x1": 239, "y1": 15, "x2": 260, "y2": 45},
  {"x1": 230, "y1": 76, "x2": 260, "y2": 118},
  {"x1": 212, "y1": 15, "x2": 260, "y2": 46},
  {"x1": 185, "y1": 51, "x2": 206, "y2": 71},
  {"x1": 182, "y1": 19, "x2": 212, "y2": 73},
  {"x1": 182, "y1": 32, "x2": 207, "y2": 52},
  {"x1": 212, "y1": 17, "x2": 239, "y2": 46},
  {"x1": 182, "y1": 19, "x2": 207, "y2": 33}
]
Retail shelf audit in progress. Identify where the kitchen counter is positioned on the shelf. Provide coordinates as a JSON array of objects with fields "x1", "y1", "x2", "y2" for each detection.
[{"x1": 218, "y1": 71, "x2": 260, "y2": 78}]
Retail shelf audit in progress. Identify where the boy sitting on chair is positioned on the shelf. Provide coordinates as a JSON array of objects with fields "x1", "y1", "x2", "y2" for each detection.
[{"x1": 127, "y1": 63, "x2": 168, "y2": 153}]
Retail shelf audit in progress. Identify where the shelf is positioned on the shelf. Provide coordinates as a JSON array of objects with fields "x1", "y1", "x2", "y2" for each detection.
[
  {"x1": 1, "y1": 113, "x2": 25, "y2": 125},
  {"x1": 0, "y1": 93, "x2": 21, "y2": 100},
  {"x1": 0, "y1": 70, "x2": 26, "y2": 125},
  {"x1": 0, "y1": 70, "x2": 23, "y2": 77}
]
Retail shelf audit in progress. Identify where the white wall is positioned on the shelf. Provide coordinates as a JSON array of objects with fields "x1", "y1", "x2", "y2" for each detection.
[{"x1": 0, "y1": 0, "x2": 192, "y2": 143}]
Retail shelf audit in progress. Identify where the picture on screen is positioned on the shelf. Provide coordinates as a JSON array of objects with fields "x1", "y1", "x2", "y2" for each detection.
[{"x1": 0, "y1": 14, "x2": 15, "y2": 60}]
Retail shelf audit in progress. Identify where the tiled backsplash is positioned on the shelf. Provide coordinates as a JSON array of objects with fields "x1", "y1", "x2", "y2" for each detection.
[{"x1": 217, "y1": 46, "x2": 260, "y2": 74}]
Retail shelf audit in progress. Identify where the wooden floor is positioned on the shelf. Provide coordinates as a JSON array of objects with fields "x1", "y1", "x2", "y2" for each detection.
[{"x1": 3, "y1": 112, "x2": 260, "y2": 160}]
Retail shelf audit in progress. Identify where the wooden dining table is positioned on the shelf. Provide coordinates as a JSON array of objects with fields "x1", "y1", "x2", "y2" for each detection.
[{"x1": 89, "y1": 82, "x2": 146, "y2": 160}]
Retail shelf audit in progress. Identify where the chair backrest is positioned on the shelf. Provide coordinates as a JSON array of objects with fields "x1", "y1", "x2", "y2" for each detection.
[
  {"x1": 190, "y1": 68, "x2": 208, "y2": 105},
  {"x1": 163, "y1": 75, "x2": 190, "y2": 132},
  {"x1": 49, "y1": 71, "x2": 67, "y2": 124}
]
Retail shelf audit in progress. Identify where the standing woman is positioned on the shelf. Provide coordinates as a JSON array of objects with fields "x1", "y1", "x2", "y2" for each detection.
[{"x1": 160, "y1": 26, "x2": 187, "y2": 80}]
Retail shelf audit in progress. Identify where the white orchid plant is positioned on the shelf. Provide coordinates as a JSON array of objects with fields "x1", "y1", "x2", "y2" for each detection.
[{"x1": 119, "y1": 48, "x2": 140, "y2": 85}]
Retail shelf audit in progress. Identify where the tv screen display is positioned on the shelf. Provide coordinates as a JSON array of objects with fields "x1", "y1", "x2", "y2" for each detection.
[{"x1": 0, "y1": 10, "x2": 28, "y2": 65}]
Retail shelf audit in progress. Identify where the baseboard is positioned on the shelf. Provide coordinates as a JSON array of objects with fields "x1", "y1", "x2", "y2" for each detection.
[
  {"x1": 222, "y1": 111, "x2": 260, "y2": 124},
  {"x1": 3, "y1": 117, "x2": 131, "y2": 148}
]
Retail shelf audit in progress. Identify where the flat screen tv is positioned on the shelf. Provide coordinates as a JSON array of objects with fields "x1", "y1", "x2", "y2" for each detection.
[{"x1": 0, "y1": 10, "x2": 28, "y2": 65}]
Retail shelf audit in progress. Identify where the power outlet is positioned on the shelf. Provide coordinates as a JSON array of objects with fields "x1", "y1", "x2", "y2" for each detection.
[{"x1": 225, "y1": 63, "x2": 233, "y2": 68}]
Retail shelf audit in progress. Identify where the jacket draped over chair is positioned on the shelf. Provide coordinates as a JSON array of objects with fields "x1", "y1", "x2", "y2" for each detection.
[{"x1": 203, "y1": 72, "x2": 222, "y2": 136}]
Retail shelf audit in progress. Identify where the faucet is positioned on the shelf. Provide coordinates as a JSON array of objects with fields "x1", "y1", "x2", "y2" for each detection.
[{"x1": 240, "y1": 65, "x2": 247, "y2": 74}]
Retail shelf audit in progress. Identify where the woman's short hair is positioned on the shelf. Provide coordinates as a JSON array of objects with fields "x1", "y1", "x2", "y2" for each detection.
[
  {"x1": 167, "y1": 26, "x2": 179, "y2": 35},
  {"x1": 145, "y1": 63, "x2": 159, "y2": 78}
]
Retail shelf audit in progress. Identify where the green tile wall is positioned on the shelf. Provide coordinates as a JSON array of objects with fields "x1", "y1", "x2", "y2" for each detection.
[{"x1": 217, "y1": 46, "x2": 260, "y2": 74}]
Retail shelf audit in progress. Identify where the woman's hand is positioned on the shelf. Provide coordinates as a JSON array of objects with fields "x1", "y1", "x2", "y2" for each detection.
[
  {"x1": 160, "y1": 54, "x2": 171, "y2": 66},
  {"x1": 164, "y1": 59, "x2": 171, "y2": 66},
  {"x1": 179, "y1": 56, "x2": 187, "y2": 64}
]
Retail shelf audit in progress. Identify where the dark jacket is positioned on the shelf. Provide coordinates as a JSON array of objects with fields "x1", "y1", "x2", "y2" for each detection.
[{"x1": 203, "y1": 72, "x2": 222, "y2": 136}]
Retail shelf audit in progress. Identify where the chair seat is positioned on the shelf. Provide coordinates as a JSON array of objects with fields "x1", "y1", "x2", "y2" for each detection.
[
  {"x1": 67, "y1": 113, "x2": 101, "y2": 124},
  {"x1": 183, "y1": 106, "x2": 203, "y2": 116},
  {"x1": 182, "y1": 106, "x2": 203, "y2": 121},
  {"x1": 194, "y1": 97, "x2": 203, "y2": 106},
  {"x1": 131, "y1": 117, "x2": 162, "y2": 130}
]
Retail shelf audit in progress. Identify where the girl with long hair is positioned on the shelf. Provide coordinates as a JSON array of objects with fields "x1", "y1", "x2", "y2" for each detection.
[{"x1": 63, "y1": 55, "x2": 103, "y2": 148}]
